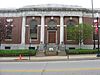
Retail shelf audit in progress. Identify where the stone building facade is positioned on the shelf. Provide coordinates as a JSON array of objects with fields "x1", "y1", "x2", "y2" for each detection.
[{"x1": 0, "y1": 4, "x2": 100, "y2": 50}]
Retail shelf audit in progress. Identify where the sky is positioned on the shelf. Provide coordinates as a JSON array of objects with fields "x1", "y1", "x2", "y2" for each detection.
[{"x1": 0, "y1": 0, "x2": 99, "y2": 9}]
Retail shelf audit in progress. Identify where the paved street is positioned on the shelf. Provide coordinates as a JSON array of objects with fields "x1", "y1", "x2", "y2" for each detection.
[{"x1": 0, "y1": 60, "x2": 100, "y2": 75}]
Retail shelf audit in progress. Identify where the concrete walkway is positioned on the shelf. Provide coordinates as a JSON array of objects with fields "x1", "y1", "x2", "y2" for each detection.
[{"x1": 0, "y1": 54, "x2": 99, "y2": 62}]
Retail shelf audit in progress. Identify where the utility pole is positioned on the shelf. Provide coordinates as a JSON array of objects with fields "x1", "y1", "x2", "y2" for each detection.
[{"x1": 91, "y1": 0, "x2": 95, "y2": 49}]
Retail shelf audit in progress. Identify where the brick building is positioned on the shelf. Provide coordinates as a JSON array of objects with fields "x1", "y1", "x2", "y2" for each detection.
[{"x1": 0, "y1": 4, "x2": 100, "y2": 50}]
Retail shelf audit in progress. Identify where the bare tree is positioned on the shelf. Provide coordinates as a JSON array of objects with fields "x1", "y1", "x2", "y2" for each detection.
[{"x1": 0, "y1": 18, "x2": 6, "y2": 49}]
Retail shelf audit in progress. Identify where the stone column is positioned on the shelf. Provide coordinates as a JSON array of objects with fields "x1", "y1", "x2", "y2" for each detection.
[
  {"x1": 38, "y1": 16, "x2": 45, "y2": 50},
  {"x1": 40, "y1": 16, "x2": 45, "y2": 44},
  {"x1": 21, "y1": 16, "x2": 26, "y2": 49},
  {"x1": 60, "y1": 16, "x2": 64, "y2": 44}
]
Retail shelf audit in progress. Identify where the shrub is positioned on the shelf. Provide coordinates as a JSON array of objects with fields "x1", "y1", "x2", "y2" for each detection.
[
  {"x1": 65, "y1": 49, "x2": 98, "y2": 55},
  {"x1": 0, "y1": 49, "x2": 37, "y2": 57}
]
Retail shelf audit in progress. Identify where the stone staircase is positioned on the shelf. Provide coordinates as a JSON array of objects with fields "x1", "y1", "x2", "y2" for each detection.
[
  {"x1": 36, "y1": 44, "x2": 45, "y2": 56},
  {"x1": 36, "y1": 50, "x2": 45, "y2": 57},
  {"x1": 45, "y1": 44, "x2": 58, "y2": 56},
  {"x1": 57, "y1": 44, "x2": 66, "y2": 56},
  {"x1": 36, "y1": 43, "x2": 67, "y2": 56},
  {"x1": 46, "y1": 43, "x2": 58, "y2": 51}
]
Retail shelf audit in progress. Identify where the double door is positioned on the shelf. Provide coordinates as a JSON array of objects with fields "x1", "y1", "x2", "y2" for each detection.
[{"x1": 48, "y1": 31, "x2": 56, "y2": 43}]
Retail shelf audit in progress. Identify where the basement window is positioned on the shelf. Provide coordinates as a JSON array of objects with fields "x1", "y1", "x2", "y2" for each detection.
[
  {"x1": 29, "y1": 47, "x2": 35, "y2": 50},
  {"x1": 69, "y1": 47, "x2": 75, "y2": 49},
  {"x1": 5, "y1": 46, "x2": 11, "y2": 49}
]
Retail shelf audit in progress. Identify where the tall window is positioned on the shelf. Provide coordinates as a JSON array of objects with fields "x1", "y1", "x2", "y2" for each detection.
[
  {"x1": 30, "y1": 20, "x2": 38, "y2": 39},
  {"x1": 66, "y1": 20, "x2": 76, "y2": 40},
  {"x1": 5, "y1": 19, "x2": 13, "y2": 39},
  {"x1": 6, "y1": 25, "x2": 13, "y2": 39}
]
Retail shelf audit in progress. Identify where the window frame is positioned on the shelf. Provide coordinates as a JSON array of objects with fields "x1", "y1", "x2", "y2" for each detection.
[
  {"x1": 29, "y1": 19, "x2": 38, "y2": 40},
  {"x1": 66, "y1": 20, "x2": 77, "y2": 41}
]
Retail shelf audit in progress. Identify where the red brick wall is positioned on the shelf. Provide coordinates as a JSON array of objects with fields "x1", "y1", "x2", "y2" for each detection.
[
  {"x1": 1, "y1": 17, "x2": 22, "y2": 44},
  {"x1": 83, "y1": 17, "x2": 93, "y2": 44}
]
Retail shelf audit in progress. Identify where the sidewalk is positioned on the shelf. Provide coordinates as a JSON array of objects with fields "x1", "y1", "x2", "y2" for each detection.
[{"x1": 0, "y1": 54, "x2": 99, "y2": 62}]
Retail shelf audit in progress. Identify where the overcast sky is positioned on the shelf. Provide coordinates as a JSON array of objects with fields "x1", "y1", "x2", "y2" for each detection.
[{"x1": 0, "y1": 0, "x2": 99, "y2": 8}]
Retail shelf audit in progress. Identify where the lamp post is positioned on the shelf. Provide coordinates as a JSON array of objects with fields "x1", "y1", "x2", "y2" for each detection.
[
  {"x1": 29, "y1": 38, "x2": 31, "y2": 60},
  {"x1": 96, "y1": 13, "x2": 100, "y2": 57}
]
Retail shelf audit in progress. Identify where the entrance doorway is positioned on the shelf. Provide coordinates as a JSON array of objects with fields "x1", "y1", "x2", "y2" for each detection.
[{"x1": 48, "y1": 31, "x2": 56, "y2": 43}]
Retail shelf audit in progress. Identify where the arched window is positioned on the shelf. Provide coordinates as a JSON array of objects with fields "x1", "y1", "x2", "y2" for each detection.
[
  {"x1": 48, "y1": 20, "x2": 57, "y2": 25},
  {"x1": 66, "y1": 20, "x2": 77, "y2": 40},
  {"x1": 48, "y1": 20, "x2": 57, "y2": 30},
  {"x1": 30, "y1": 20, "x2": 38, "y2": 39}
]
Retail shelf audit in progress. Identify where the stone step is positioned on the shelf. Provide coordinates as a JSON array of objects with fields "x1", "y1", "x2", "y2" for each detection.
[
  {"x1": 45, "y1": 50, "x2": 58, "y2": 56},
  {"x1": 36, "y1": 50, "x2": 45, "y2": 57},
  {"x1": 58, "y1": 50, "x2": 67, "y2": 56}
]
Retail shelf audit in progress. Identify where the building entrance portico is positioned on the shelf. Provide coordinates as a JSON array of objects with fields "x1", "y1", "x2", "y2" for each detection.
[{"x1": 46, "y1": 16, "x2": 58, "y2": 44}]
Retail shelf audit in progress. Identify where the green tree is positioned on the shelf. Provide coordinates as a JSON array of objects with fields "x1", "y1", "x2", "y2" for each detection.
[
  {"x1": 67, "y1": 23, "x2": 93, "y2": 49},
  {"x1": 83, "y1": 24, "x2": 93, "y2": 41},
  {"x1": 67, "y1": 25, "x2": 77, "y2": 40}
]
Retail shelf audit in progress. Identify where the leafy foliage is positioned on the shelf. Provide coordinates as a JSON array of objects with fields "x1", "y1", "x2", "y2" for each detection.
[
  {"x1": 83, "y1": 24, "x2": 93, "y2": 41},
  {"x1": 67, "y1": 23, "x2": 93, "y2": 42}
]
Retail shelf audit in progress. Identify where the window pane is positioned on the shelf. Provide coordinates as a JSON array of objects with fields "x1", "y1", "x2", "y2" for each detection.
[
  {"x1": 30, "y1": 20, "x2": 38, "y2": 39},
  {"x1": 48, "y1": 20, "x2": 56, "y2": 26},
  {"x1": 5, "y1": 26, "x2": 12, "y2": 39},
  {"x1": 48, "y1": 20, "x2": 57, "y2": 30}
]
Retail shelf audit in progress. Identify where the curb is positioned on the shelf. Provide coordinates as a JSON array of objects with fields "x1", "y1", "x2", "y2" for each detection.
[{"x1": 0, "y1": 58, "x2": 100, "y2": 62}]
